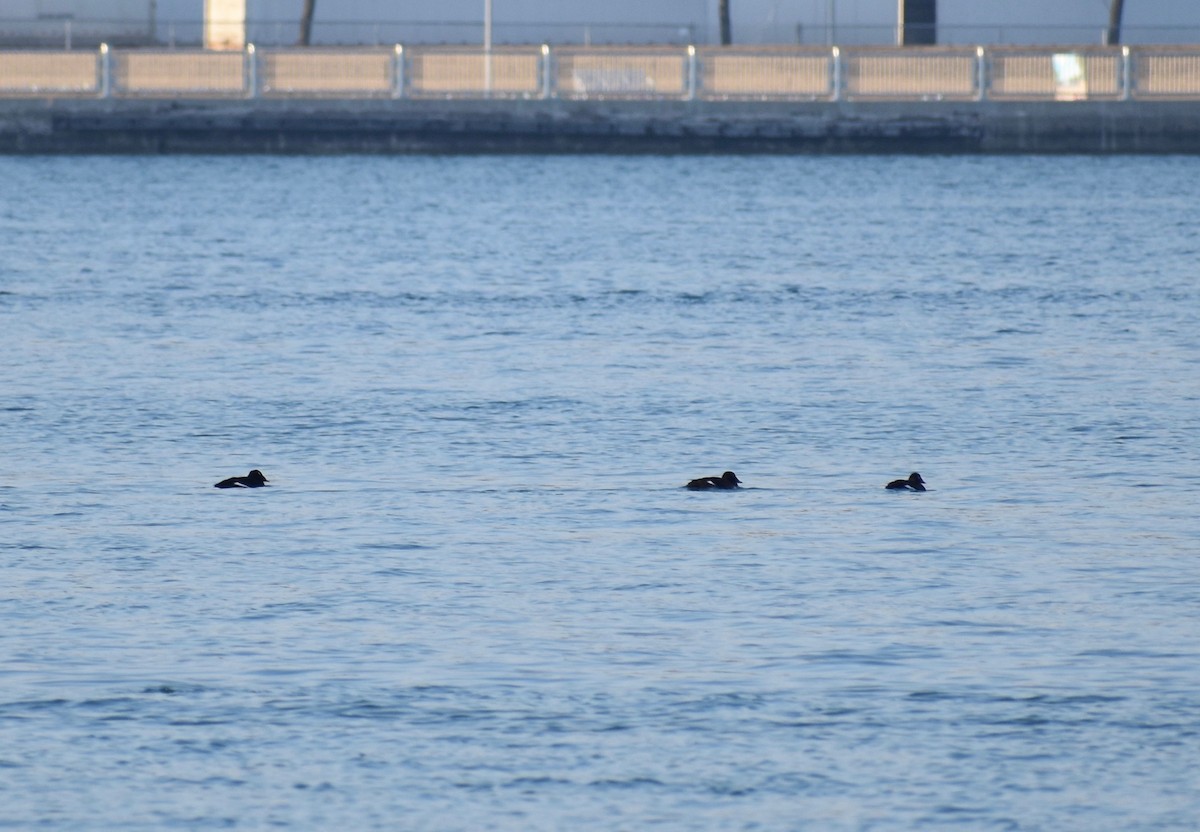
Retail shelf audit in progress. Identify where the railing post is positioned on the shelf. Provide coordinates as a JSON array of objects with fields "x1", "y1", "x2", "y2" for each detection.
[
  {"x1": 245, "y1": 43, "x2": 257, "y2": 98},
  {"x1": 98, "y1": 43, "x2": 111, "y2": 98},
  {"x1": 687, "y1": 44, "x2": 697, "y2": 101},
  {"x1": 976, "y1": 45, "x2": 987, "y2": 101},
  {"x1": 831, "y1": 46, "x2": 841, "y2": 102},
  {"x1": 392, "y1": 44, "x2": 405, "y2": 99},
  {"x1": 1121, "y1": 45, "x2": 1131, "y2": 101},
  {"x1": 484, "y1": 0, "x2": 493, "y2": 89},
  {"x1": 541, "y1": 43, "x2": 553, "y2": 99}
]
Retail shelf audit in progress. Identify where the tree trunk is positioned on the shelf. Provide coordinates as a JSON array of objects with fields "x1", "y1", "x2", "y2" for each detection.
[
  {"x1": 299, "y1": 0, "x2": 316, "y2": 46},
  {"x1": 719, "y1": 0, "x2": 731, "y2": 45},
  {"x1": 1105, "y1": 0, "x2": 1125, "y2": 45}
]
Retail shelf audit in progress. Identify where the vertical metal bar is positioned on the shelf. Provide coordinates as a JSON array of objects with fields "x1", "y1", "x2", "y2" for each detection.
[
  {"x1": 541, "y1": 44, "x2": 552, "y2": 99},
  {"x1": 483, "y1": 0, "x2": 493, "y2": 96},
  {"x1": 831, "y1": 46, "x2": 841, "y2": 101},
  {"x1": 393, "y1": 44, "x2": 405, "y2": 99},
  {"x1": 976, "y1": 45, "x2": 986, "y2": 101},
  {"x1": 687, "y1": 45, "x2": 697, "y2": 101},
  {"x1": 246, "y1": 43, "x2": 257, "y2": 98},
  {"x1": 1121, "y1": 44, "x2": 1131, "y2": 100},
  {"x1": 484, "y1": 0, "x2": 492, "y2": 52},
  {"x1": 99, "y1": 43, "x2": 111, "y2": 98}
]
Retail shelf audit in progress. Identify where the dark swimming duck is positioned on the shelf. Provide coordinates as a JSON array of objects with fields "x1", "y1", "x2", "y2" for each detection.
[
  {"x1": 214, "y1": 469, "x2": 269, "y2": 489},
  {"x1": 686, "y1": 471, "x2": 742, "y2": 490},
  {"x1": 886, "y1": 472, "x2": 926, "y2": 491}
]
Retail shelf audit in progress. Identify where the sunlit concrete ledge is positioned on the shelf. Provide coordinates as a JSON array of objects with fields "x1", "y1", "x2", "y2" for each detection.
[{"x1": 2, "y1": 97, "x2": 1199, "y2": 154}]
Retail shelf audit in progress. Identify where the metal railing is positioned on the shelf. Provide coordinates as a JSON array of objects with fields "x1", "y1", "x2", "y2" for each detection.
[
  {"x1": 408, "y1": 47, "x2": 542, "y2": 98},
  {"x1": 554, "y1": 47, "x2": 688, "y2": 98},
  {"x1": 1134, "y1": 48, "x2": 1200, "y2": 99},
  {"x1": 7, "y1": 18, "x2": 1200, "y2": 50},
  {"x1": 260, "y1": 48, "x2": 394, "y2": 96},
  {"x1": 109, "y1": 49, "x2": 247, "y2": 97},
  {"x1": 699, "y1": 48, "x2": 834, "y2": 100},
  {"x1": 844, "y1": 47, "x2": 981, "y2": 100},
  {"x1": 3, "y1": 45, "x2": 1200, "y2": 101}
]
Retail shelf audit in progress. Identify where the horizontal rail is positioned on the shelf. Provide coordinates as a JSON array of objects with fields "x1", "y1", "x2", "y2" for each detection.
[
  {"x1": 3, "y1": 45, "x2": 1200, "y2": 101},
  {"x1": 6, "y1": 18, "x2": 1200, "y2": 50}
]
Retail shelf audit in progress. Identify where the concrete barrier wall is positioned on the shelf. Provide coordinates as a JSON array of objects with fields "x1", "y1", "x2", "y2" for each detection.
[{"x1": 3, "y1": 97, "x2": 1200, "y2": 154}]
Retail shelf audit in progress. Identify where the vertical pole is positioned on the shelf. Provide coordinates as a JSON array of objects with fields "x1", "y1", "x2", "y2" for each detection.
[
  {"x1": 1105, "y1": 0, "x2": 1125, "y2": 46},
  {"x1": 540, "y1": 44, "x2": 552, "y2": 99},
  {"x1": 298, "y1": 0, "x2": 315, "y2": 46},
  {"x1": 1121, "y1": 44, "x2": 1131, "y2": 100},
  {"x1": 99, "y1": 43, "x2": 111, "y2": 98},
  {"x1": 393, "y1": 44, "x2": 405, "y2": 99},
  {"x1": 246, "y1": 43, "x2": 257, "y2": 98},
  {"x1": 687, "y1": 45, "x2": 697, "y2": 100},
  {"x1": 483, "y1": 0, "x2": 493, "y2": 96},
  {"x1": 898, "y1": 0, "x2": 937, "y2": 46},
  {"x1": 484, "y1": 0, "x2": 492, "y2": 52},
  {"x1": 976, "y1": 45, "x2": 986, "y2": 101},
  {"x1": 831, "y1": 45, "x2": 841, "y2": 101}
]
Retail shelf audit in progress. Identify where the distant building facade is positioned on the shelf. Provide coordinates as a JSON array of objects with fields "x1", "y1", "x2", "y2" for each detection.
[
  {"x1": 2, "y1": 0, "x2": 1199, "y2": 48},
  {"x1": 1, "y1": 0, "x2": 156, "y2": 46}
]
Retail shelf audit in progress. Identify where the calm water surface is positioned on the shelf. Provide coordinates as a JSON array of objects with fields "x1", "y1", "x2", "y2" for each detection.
[{"x1": 1, "y1": 155, "x2": 1199, "y2": 830}]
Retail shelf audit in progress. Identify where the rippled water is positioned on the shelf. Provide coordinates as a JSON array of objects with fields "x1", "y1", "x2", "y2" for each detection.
[{"x1": 2, "y1": 155, "x2": 1199, "y2": 830}]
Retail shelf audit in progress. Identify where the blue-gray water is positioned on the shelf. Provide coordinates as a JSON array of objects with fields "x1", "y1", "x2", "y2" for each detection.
[{"x1": 2, "y1": 155, "x2": 1198, "y2": 830}]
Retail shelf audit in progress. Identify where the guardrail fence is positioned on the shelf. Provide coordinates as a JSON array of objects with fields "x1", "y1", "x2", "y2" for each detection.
[
  {"x1": 3, "y1": 44, "x2": 1200, "y2": 101},
  {"x1": 261, "y1": 48, "x2": 394, "y2": 96},
  {"x1": 408, "y1": 47, "x2": 542, "y2": 97},
  {"x1": 111, "y1": 49, "x2": 246, "y2": 96}
]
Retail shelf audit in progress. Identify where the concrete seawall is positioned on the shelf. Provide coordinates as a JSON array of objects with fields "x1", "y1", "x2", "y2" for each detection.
[{"x1": 3, "y1": 97, "x2": 1199, "y2": 154}]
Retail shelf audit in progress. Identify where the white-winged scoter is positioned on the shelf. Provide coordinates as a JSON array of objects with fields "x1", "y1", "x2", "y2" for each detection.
[
  {"x1": 885, "y1": 472, "x2": 926, "y2": 491},
  {"x1": 214, "y1": 469, "x2": 269, "y2": 489},
  {"x1": 686, "y1": 471, "x2": 742, "y2": 490}
]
